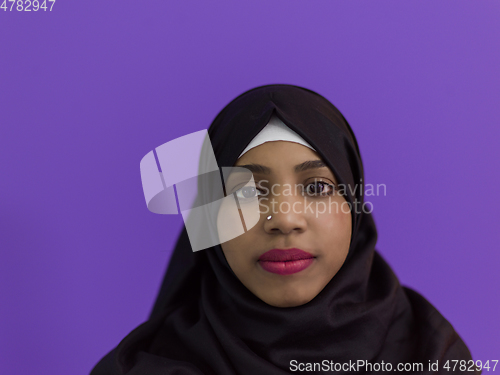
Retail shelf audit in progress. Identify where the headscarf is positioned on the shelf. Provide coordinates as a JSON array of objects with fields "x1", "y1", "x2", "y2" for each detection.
[{"x1": 91, "y1": 84, "x2": 476, "y2": 375}]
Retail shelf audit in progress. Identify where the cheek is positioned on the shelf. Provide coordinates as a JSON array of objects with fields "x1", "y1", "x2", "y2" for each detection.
[
  {"x1": 314, "y1": 200, "x2": 352, "y2": 233},
  {"x1": 312, "y1": 199, "x2": 352, "y2": 255},
  {"x1": 219, "y1": 235, "x2": 255, "y2": 281},
  {"x1": 217, "y1": 198, "x2": 246, "y2": 244},
  {"x1": 218, "y1": 213, "x2": 257, "y2": 273}
]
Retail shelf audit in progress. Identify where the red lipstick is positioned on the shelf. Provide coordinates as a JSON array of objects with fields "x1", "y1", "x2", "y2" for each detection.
[{"x1": 258, "y1": 248, "x2": 315, "y2": 275}]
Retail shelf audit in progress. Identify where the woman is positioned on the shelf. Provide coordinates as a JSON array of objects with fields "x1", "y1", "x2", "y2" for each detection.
[{"x1": 91, "y1": 84, "x2": 476, "y2": 374}]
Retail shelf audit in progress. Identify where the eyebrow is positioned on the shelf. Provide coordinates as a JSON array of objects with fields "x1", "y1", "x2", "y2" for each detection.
[{"x1": 235, "y1": 160, "x2": 328, "y2": 174}]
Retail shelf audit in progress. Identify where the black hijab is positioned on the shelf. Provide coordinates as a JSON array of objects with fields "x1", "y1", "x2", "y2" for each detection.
[{"x1": 91, "y1": 84, "x2": 476, "y2": 374}]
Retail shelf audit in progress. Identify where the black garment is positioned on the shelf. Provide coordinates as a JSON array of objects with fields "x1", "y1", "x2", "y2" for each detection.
[{"x1": 91, "y1": 84, "x2": 476, "y2": 374}]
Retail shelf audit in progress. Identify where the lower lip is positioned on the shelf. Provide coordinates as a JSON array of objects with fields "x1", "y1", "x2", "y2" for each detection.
[{"x1": 259, "y1": 258, "x2": 315, "y2": 275}]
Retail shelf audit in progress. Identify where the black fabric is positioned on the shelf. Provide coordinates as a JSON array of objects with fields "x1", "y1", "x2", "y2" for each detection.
[{"x1": 91, "y1": 84, "x2": 476, "y2": 374}]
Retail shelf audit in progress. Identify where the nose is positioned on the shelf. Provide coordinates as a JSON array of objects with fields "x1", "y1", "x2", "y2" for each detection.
[{"x1": 263, "y1": 190, "x2": 307, "y2": 235}]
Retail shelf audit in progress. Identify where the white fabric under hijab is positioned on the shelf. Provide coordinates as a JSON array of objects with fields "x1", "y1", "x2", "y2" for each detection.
[{"x1": 238, "y1": 115, "x2": 316, "y2": 158}]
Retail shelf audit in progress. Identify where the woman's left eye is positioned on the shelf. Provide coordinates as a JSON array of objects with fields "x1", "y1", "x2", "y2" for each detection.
[{"x1": 304, "y1": 181, "x2": 335, "y2": 196}]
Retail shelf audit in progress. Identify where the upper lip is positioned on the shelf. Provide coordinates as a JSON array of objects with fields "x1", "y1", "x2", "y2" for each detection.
[{"x1": 258, "y1": 248, "x2": 315, "y2": 262}]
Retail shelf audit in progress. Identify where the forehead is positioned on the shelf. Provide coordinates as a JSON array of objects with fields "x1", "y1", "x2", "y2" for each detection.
[
  {"x1": 232, "y1": 141, "x2": 336, "y2": 182},
  {"x1": 236, "y1": 141, "x2": 320, "y2": 166}
]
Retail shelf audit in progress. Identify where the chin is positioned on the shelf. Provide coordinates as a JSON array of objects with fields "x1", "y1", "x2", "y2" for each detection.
[{"x1": 261, "y1": 291, "x2": 316, "y2": 308}]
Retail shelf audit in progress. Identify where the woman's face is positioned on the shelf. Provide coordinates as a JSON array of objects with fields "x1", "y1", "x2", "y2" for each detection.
[{"x1": 217, "y1": 141, "x2": 352, "y2": 308}]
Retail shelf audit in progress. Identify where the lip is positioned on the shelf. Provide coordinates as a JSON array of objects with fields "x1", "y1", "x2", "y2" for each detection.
[{"x1": 258, "y1": 248, "x2": 316, "y2": 275}]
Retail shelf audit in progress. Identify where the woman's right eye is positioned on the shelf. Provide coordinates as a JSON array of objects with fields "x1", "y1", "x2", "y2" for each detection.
[{"x1": 234, "y1": 186, "x2": 264, "y2": 200}]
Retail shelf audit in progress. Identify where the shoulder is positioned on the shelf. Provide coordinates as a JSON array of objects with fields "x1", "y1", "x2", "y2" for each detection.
[{"x1": 402, "y1": 286, "x2": 474, "y2": 364}]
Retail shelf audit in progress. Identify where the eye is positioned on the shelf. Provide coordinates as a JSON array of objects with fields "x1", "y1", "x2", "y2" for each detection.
[
  {"x1": 234, "y1": 185, "x2": 264, "y2": 200},
  {"x1": 304, "y1": 180, "x2": 336, "y2": 197}
]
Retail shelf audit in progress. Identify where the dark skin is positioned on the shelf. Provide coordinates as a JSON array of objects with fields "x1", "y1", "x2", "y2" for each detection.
[{"x1": 217, "y1": 141, "x2": 352, "y2": 308}]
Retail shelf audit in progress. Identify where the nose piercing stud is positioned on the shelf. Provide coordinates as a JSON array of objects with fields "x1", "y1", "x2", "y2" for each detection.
[{"x1": 267, "y1": 215, "x2": 272, "y2": 220}]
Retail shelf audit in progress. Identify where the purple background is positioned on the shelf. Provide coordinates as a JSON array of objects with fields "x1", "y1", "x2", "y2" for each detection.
[{"x1": 1, "y1": 1, "x2": 499, "y2": 373}]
